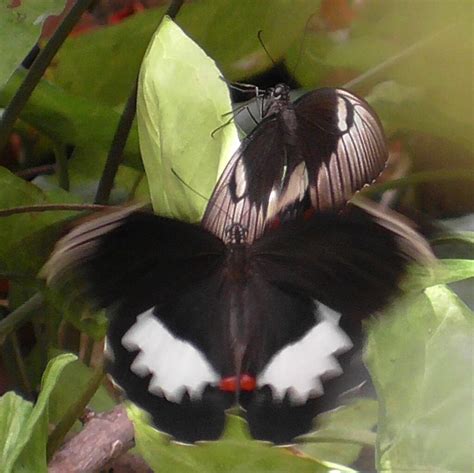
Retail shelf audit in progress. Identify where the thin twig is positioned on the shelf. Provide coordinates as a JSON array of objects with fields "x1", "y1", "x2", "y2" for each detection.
[
  {"x1": 0, "y1": 203, "x2": 109, "y2": 217},
  {"x1": 0, "y1": 293, "x2": 44, "y2": 343},
  {"x1": 94, "y1": 0, "x2": 186, "y2": 205},
  {"x1": 15, "y1": 164, "x2": 56, "y2": 180},
  {"x1": 0, "y1": 0, "x2": 95, "y2": 150}
]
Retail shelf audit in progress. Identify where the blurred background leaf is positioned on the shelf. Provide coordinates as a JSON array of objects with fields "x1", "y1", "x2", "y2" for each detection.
[
  {"x1": 0, "y1": 0, "x2": 67, "y2": 88},
  {"x1": 366, "y1": 285, "x2": 473, "y2": 472}
]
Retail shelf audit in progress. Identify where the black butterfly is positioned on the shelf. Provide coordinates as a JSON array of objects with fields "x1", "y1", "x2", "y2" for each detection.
[
  {"x1": 202, "y1": 85, "x2": 388, "y2": 242},
  {"x1": 43, "y1": 198, "x2": 431, "y2": 444}
]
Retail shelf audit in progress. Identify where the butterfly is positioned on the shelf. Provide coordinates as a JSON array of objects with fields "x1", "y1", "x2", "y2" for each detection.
[
  {"x1": 43, "y1": 197, "x2": 431, "y2": 444},
  {"x1": 202, "y1": 85, "x2": 388, "y2": 242}
]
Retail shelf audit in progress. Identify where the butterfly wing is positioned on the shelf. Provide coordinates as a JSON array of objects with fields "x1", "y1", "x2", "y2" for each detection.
[
  {"x1": 241, "y1": 200, "x2": 432, "y2": 443},
  {"x1": 252, "y1": 198, "x2": 432, "y2": 322},
  {"x1": 44, "y1": 207, "x2": 235, "y2": 442},
  {"x1": 202, "y1": 87, "x2": 387, "y2": 242},
  {"x1": 294, "y1": 88, "x2": 388, "y2": 212},
  {"x1": 202, "y1": 115, "x2": 290, "y2": 243}
]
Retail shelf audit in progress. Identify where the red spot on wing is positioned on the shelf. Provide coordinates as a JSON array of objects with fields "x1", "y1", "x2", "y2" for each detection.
[
  {"x1": 240, "y1": 374, "x2": 256, "y2": 391},
  {"x1": 267, "y1": 215, "x2": 281, "y2": 231},
  {"x1": 219, "y1": 374, "x2": 256, "y2": 392}
]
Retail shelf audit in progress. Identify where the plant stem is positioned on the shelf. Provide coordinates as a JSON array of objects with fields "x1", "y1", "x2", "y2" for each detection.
[
  {"x1": 54, "y1": 143, "x2": 70, "y2": 191},
  {"x1": 0, "y1": 0, "x2": 95, "y2": 151},
  {"x1": 0, "y1": 203, "x2": 109, "y2": 218},
  {"x1": 94, "y1": 0, "x2": 185, "y2": 205},
  {"x1": 10, "y1": 331, "x2": 33, "y2": 396},
  {"x1": 94, "y1": 82, "x2": 138, "y2": 204},
  {"x1": 47, "y1": 365, "x2": 105, "y2": 459},
  {"x1": 0, "y1": 293, "x2": 44, "y2": 344}
]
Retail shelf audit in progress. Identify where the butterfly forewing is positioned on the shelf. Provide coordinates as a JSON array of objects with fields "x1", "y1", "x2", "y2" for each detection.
[
  {"x1": 202, "y1": 86, "x2": 388, "y2": 242},
  {"x1": 294, "y1": 88, "x2": 388, "y2": 212}
]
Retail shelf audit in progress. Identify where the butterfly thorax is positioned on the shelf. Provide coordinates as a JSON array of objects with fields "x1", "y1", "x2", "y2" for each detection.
[
  {"x1": 224, "y1": 223, "x2": 249, "y2": 245},
  {"x1": 262, "y1": 83, "x2": 291, "y2": 118}
]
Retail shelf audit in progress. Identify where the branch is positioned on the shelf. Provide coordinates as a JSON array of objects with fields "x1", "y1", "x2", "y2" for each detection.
[
  {"x1": 0, "y1": 0, "x2": 95, "y2": 150},
  {"x1": 48, "y1": 404, "x2": 137, "y2": 473},
  {"x1": 0, "y1": 293, "x2": 44, "y2": 343},
  {"x1": 94, "y1": 0, "x2": 186, "y2": 205},
  {"x1": 15, "y1": 164, "x2": 56, "y2": 180},
  {"x1": 0, "y1": 203, "x2": 109, "y2": 218}
]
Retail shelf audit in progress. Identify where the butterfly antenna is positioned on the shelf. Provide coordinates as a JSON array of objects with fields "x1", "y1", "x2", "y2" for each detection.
[
  {"x1": 257, "y1": 30, "x2": 277, "y2": 66},
  {"x1": 171, "y1": 168, "x2": 210, "y2": 203},
  {"x1": 291, "y1": 13, "x2": 316, "y2": 78},
  {"x1": 171, "y1": 168, "x2": 238, "y2": 224}
]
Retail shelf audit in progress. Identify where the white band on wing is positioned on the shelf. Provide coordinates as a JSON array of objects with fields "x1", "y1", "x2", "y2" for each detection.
[
  {"x1": 257, "y1": 305, "x2": 352, "y2": 404},
  {"x1": 121, "y1": 309, "x2": 219, "y2": 403}
]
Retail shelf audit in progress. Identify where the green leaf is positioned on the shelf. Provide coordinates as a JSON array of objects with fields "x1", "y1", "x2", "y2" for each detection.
[
  {"x1": 128, "y1": 405, "x2": 355, "y2": 473},
  {"x1": 37, "y1": 147, "x2": 149, "y2": 204},
  {"x1": 0, "y1": 0, "x2": 67, "y2": 88},
  {"x1": 137, "y1": 16, "x2": 239, "y2": 221},
  {"x1": 366, "y1": 286, "x2": 473, "y2": 472},
  {"x1": 48, "y1": 1, "x2": 321, "y2": 106},
  {"x1": 0, "y1": 69, "x2": 142, "y2": 169},
  {"x1": 0, "y1": 392, "x2": 33, "y2": 468},
  {"x1": 431, "y1": 231, "x2": 474, "y2": 247},
  {"x1": 404, "y1": 259, "x2": 474, "y2": 292},
  {"x1": 0, "y1": 166, "x2": 79, "y2": 277},
  {"x1": 0, "y1": 353, "x2": 76, "y2": 473},
  {"x1": 289, "y1": 1, "x2": 474, "y2": 150},
  {"x1": 365, "y1": 81, "x2": 473, "y2": 153},
  {"x1": 48, "y1": 350, "x2": 114, "y2": 425},
  {"x1": 301, "y1": 399, "x2": 378, "y2": 466}
]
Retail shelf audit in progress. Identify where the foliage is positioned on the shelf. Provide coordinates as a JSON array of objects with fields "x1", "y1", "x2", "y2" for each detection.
[
  {"x1": 0, "y1": 0, "x2": 67, "y2": 89},
  {"x1": 0, "y1": 1, "x2": 472, "y2": 472}
]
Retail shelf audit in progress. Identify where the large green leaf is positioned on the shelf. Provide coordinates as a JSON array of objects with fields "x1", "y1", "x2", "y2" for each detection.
[
  {"x1": 47, "y1": 349, "x2": 114, "y2": 425},
  {"x1": 0, "y1": 392, "x2": 33, "y2": 468},
  {"x1": 48, "y1": 1, "x2": 320, "y2": 106},
  {"x1": 366, "y1": 286, "x2": 473, "y2": 472},
  {"x1": 0, "y1": 353, "x2": 75, "y2": 473},
  {"x1": 302, "y1": 399, "x2": 378, "y2": 466},
  {"x1": 0, "y1": 69, "x2": 142, "y2": 168},
  {"x1": 405, "y1": 258, "x2": 474, "y2": 292},
  {"x1": 0, "y1": 0, "x2": 67, "y2": 88},
  {"x1": 128, "y1": 405, "x2": 355, "y2": 473},
  {"x1": 288, "y1": 1, "x2": 474, "y2": 151},
  {"x1": 137, "y1": 16, "x2": 239, "y2": 221}
]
